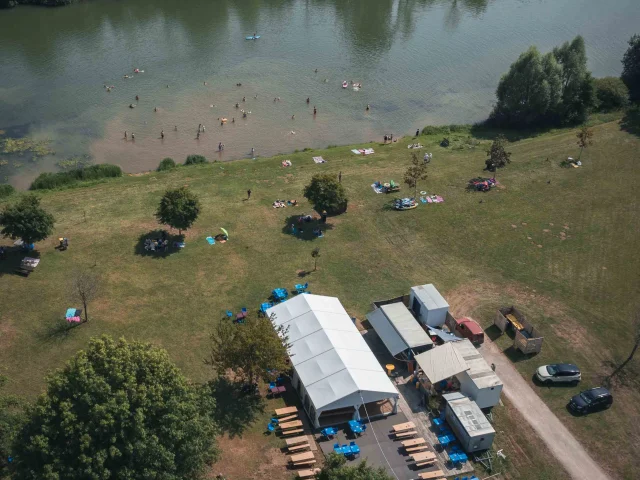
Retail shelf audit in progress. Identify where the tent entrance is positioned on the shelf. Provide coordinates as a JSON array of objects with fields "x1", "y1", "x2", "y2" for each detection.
[
  {"x1": 359, "y1": 399, "x2": 394, "y2": 419},
  {"x1": 318, "y1": 406, "x2": 356, "y2": 427}
]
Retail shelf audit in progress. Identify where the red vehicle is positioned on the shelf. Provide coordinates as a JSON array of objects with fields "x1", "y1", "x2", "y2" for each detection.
[{"x1": 451, "y1": 316, "x2": 485, "y2": 344}]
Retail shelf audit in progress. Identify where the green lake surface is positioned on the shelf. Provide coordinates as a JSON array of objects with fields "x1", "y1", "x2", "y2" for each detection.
[{"x1": 0, "y1": 0, "x2": 638, "y2": 187}]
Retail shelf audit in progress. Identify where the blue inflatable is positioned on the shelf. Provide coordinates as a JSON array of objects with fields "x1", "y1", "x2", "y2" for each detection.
[{"x1": 245, "y1": 35, "x2": 261, "y2": 40}]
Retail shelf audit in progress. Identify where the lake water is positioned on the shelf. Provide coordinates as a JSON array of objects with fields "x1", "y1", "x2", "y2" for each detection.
[{"x1": 0, "y1": 0, "x2": 638, "y2": 188}]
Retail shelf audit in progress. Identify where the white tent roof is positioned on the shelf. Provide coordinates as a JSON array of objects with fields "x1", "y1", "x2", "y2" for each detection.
[
  {"x1": 267, "y1": 294, "x2": 398, "y2": 411},
  {"x1": 366, "y1": 303, "x2": 433, "y2": 355},
  {"x1": 414, "y1": 342, "x2": 469, "y2": 384}
]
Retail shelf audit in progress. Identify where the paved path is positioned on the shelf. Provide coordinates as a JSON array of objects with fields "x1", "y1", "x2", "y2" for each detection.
[{"x1": 479, "y1": 339, "x2": 610, "y2": 480}]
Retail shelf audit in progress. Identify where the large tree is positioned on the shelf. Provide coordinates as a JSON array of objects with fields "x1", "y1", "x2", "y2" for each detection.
[
  {"x1": 0, "y1": 195, "x2": 54, "y2": 246},
  {"x1": 0, "y1": 374, "x2": 24, "y2": 479},
  {"x1": 316, "y1": 453, "x2": 393, "y2": 480},
  {"x1": 492, "y1": 46, "x2": 562, "y2": 127},
  {"x1": 594, "y1": 77, "x2": 629, "y2": 111},
  {"x1": 621, "y1": 34, "x2": 640, "y2": 104},
  {"x1": 303, "y1": 174, "x2": 348, "y2": 214},
  {"x1": 155, "y1": 187, "x2": 201, "y2": 235},
  {"x1": 208, "y1": 313, "x2": 290, "y2": 385},
  {"x1": 11, "y1": 336, "x2": 218, "y2": 480},
  {"x1": 492, "y1": 36, "x2": 595, "y2": 127},
  {"x1": 553, "y1": 36, "x2": 594, "y2": 124}
]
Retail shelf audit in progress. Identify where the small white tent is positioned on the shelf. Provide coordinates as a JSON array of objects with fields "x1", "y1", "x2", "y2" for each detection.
[{"x1": 267, "y1": 294, "x2": 399, "y2": 427}]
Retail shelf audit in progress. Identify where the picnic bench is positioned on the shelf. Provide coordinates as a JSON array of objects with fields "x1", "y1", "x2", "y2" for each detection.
[
  {"x1": 289, "y1": 451, "x2": 314, "y2": 463},
  {"x1": 394, "y1": 430, "x2": 417, "y2": 439},
  {"x1": 285, "y1": 435, "x2": 308, "y2": 447},
  {"x1": 278, "y1": 414, "x2": 298, "y2": 423},
  {"x1": 297, "y1": 468, "x2": 321, "y2": 479},
  {"x1": 279, "y1": 420, "x2": 302, "y2": 430},
  {"x1": 402, "y1": 438, "x2": 426, "y2": 447},
  {"x1": 16, "y1": 257, "x2": 40, "y2": 276},
  {"x1": 411, "y1": 451, "x2": 436, "y2": 463},
  {"x1": 406, "y1": 444, "x2": 430, "y2": 453},
  {"x1": 418, "y1": 471, "x2": 445, "y2": 480},
  {"x1": 275, "y1": 406, "x2": 298, "y2": 417},
  {"x1": 292, "y1": 459, "x2": 316, "y2": 467},
  {"x1": 288, "y1": 443, "x2": 310, "y2": 453},
  {"x1": 281, "y1": 428, "x2": 304, "y2": 436},
  {"x1": 392, "y1": 422, "x2": 415, "y2": 432}
]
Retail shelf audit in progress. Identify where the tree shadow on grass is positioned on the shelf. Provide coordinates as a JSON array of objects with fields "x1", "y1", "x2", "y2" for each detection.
[
  {"x1": 281, "y1": 214, "x2": 334, "y2": 241},
  {"x1": 0, "y1": 246, "x2": 40, "y2": 278},
  {"x1": 133, "y1": 230, "x2": 184, "y2": 258},
  {"x1": 35, "y1": 317, "x2": 83, "y2": 345},
  {"x1": 204, "y1": 377, "x2": 265, "y2": 438},
  {"x1": 620, "y1": 107, "x2": 640, "y2": 138}
]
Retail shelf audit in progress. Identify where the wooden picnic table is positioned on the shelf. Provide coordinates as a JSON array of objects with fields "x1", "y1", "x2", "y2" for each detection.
[
  {"x1": 394, "y1": 430, "x2": 417, "y2": 439},
  {"x1": 418, "y1": 470, "x2": 445, "y2": 479},
  {"x1": 285, "y1": 435, "x2": 309, "y2": 446},
  {"x1": 392, "y1": 421, "x2": 415, "y2": 432},
  {"x1": 297, "y1": 468, "x2": 321, "y2": 479},
  {"x1": 279, "y1": 420, "x2": 303, "y2": 430},
  {"x1": 288, "y1": 443, "x2": 310, "y2": 453},
  {"x1": 406, "y1": 444, "x2": 430, "y2": 454},
  {"x1": 281, "y1": 428, "x2": 304, "y2": 436},
  {"x1": 275, "y1": 406, "x2": 298, "y2": 417},
  {"x1": 401, "y1": 437, "x2": 426, "y2": 447},
  {"x1": 411, "y1": 451, "x2": 436, "y2": 463},
  {"x1": 289, "y1": 451, "x2": 314, "y2": 463}
]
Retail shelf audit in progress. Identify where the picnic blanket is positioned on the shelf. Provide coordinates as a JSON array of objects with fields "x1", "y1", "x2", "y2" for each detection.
[
  {"x1": 206, "y1": 236, "x2": 215, "y2": 245},
  {"x1": 312, "y1": 156, "x2": 326, "y2": 164},
  {"x1": 352, "y1": 148, "x2": 374, "y2": 155},
  {"x1": 351, "y1": 149, "x2": 361, "y2": 155},
  {"x1": 371, "y1": 183, "x2": 384, "y2": 194},
  {"x1": 282, "y1": 160, "x2": 292, "y2": 167},
  {"x1": 408, "y1": 144, "x2": 423, "y2": 149},
  {"x1": 65, "y1": 308, "x2": 77, "y2": 318},
  {"x1": 420, "y1": 195, "x2": 444, "y2": 204}
]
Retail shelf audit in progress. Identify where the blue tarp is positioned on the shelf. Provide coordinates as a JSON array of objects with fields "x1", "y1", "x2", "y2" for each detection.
[{"x1": 428, "y1": 327, "x2": 461, "y2": 343}]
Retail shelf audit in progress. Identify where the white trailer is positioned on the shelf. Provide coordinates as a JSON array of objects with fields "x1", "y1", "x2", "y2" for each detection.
[{"x1": 409, "y1": 284, "x2": 449, "y2": 327}]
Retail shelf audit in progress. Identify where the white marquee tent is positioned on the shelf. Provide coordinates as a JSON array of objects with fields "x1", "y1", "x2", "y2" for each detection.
[{"x1": 267, "y1": 294, "x2": 399, "y2": 427}]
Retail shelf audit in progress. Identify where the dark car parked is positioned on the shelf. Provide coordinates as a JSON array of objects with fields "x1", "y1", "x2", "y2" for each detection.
[{"x1": 568, "y1": 387, "x2": 613, "y2": 414}]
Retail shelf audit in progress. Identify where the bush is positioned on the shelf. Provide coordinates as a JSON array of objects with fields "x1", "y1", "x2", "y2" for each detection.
[
  {"x1": 184, "y1": 155, "x2": 207, "y2": 165},
  {"x1": 593, "y1": 77, "x2": 629, "y2": 111},
  {"x1": 422, "y1": 126, "x2": 449, "y2": 136},
  {"x1": 0, "y1": 184, "x2": 15, "y2": 199},
  {"x1": 30, "y1": 164, "x2": 122, "y2": 190},
  {"x1": 157, "y1": 157, "x2": 176, "y2": 171}
]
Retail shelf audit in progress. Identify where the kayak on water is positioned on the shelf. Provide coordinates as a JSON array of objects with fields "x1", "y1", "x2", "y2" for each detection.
[{"x1": 245, "y1": 35, "x2": 261, "y2": 40}]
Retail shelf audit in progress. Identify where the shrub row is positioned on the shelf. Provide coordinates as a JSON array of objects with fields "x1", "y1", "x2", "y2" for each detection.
[
  {"x1": 30, "y1": 164, "x2": 122, "y2": 190},
  {"x1": 0, "y1": 184, "x2": 15, "y2": 198}
]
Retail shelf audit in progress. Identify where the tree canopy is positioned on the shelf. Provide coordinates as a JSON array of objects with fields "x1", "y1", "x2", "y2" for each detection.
[
  {"x1": 11, "y1": 336, "x2": 218, "y2": 480},
  {"x1": 621, "y1": 34, "x2": 640, "y2": 104},
  {"x1": 155, "y1": 186, "x2": 201, "y2": 234},
  {"x1": 0, "y1": 194, "x2": 54, "y2": 246},
  {"x1": 594, "y1": 77, "x2": 629, "y2": 111},
  {"x1": 303, "y1": 174, "x2": 348, "y2": 214},
  {"x1": 208, "y1": 313, "x2": 290, "y2": 385},
  {"x1": 316, "y1": 453, "x2": 393, "y2": 480},
  {"x1": 492, "y1": 36, "x2": 594, "y2": 127}
]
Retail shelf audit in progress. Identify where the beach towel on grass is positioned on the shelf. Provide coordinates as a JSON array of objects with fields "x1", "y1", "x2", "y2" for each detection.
[
  {"x1": 371, "y1": 183, "x2": 384, "y2": 194},
  {"x1": 363, "y1": 148, "x2": 375, "y2": 155},
  {"x1": 66, "y1": 308, "x2": 77, "y2": 318},
  {"x1": 313, "y1": 156, "x2": 326, "y2": 164},
  {"x1": 351, "y1": 149, "x2": 360, "y2": 155},
  {"x1": 206, "y1": 236, "x2": 215, "y2": 245}
]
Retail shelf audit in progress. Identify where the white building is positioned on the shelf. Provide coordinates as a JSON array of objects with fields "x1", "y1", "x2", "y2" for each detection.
[
  {"x1": 409, "y1": 284, "x2": 449, "y2": 327},
  {"x1": 443, "y1": 392, "x2": 495, "y2": 452},
  {"x1": 267, "y1": 294, "x2": 399, "y2": 428},
  {"x1": 452, "y1": 339, "x2": 503, "y2": 409}
]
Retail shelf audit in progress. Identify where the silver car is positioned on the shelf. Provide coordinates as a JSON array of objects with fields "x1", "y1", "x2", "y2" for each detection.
[{"x1": 536, "y1": 363, "x2": 581, "y2": 385}]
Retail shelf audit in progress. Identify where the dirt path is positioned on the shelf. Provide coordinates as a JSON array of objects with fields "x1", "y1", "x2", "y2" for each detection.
[{"x1": 479, "y1": 339, "x2": 610, "y2": 480}]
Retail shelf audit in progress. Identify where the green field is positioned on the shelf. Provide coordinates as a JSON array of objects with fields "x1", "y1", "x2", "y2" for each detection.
[{"x1": 1, "y1": 118, "x2": 639, "y2": 479}]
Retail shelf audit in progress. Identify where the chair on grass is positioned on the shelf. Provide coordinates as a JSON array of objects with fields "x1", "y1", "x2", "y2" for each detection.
[
  {"x1": 271, "y1": 417, "x2": 279, "y2": 425},
  {"x1": 266, "y1": 423, "x2": 276, "y2": 433},
  {"x1": 241, "y1": 307, "x2": 247, "y2": 314},
  {"x1": 226, "y1": 310, "x2": 233, "y2": 318}
]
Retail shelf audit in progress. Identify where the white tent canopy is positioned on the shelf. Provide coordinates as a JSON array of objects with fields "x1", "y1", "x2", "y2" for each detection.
[
  {"x1": 414, "y1": 342, "x2": 469, "y2": 384},
  {"x1": 267, "y1": 294, "x2": 399, "y2": 426}
]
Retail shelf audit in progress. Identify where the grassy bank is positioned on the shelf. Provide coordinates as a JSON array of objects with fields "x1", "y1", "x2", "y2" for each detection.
[{"x1": 1, "y1": 119, "x2": 638, "y2": 479}]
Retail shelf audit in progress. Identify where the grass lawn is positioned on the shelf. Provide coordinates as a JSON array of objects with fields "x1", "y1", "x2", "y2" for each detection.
[{"x1": 1, "y1": 118, "x2": 639, "y2": 479}]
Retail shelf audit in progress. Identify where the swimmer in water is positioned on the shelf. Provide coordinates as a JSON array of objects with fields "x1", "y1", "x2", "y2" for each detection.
[
  {"x1": 313, "y1": 106, "x2": 317, "y2": 115},
  {"x1": 232, "y1": 117, "x2": 235, "y2": 123},
  {"x1": 315, "y1": 69, "x2": 318, "y2": 73},
  {"x1": 202, "y1": 125, "x2": 205, "y2": 132},
  {"x1": 197, "y1": 131, "x2": 200, "y2": 139},
  {"x1": 154, "y1": 107, "x2": 158, "y2": 112},
  {"x1": 124, "y1": 131, "x2": 127, "y2": 139},
  {"x1": 306, "y1": 97, "x2": 310, "y2": 104},
  {"x1": 174, "y1": 125, "x2": 178, "y2": 131},
  {"x1": 242, "y1": 96, "x2": 246, "y2": 102},
  {"x1": 366, "y1": 104, "x2": 370, "y2": 111},
  {"x1": 161, "y1": 130, "x2": 164, "y2": 139},
  {"x1": 254, "y1": 94, "x2": 258, "y2": 99},
  {"x1": 136, "y1": 95, "x2": 139, "y2": 101},
  {"x1": 131, "y1": 133, "x2": 135, "y2": 140},
  {"x1": 292, "y1": 114, "x2": 295, "y2": 120}
]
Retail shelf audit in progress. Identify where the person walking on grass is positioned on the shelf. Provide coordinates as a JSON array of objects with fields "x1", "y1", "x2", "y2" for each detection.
[
  {"x1": 338, "y1": 171, "x2": 342, "y2": 183},
  {"x1": 416, "y1": 129, "x2": 420, "y2": 137},
  {"x1": 247, "y1": 189, "x2": 252, "y2": 199}
]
